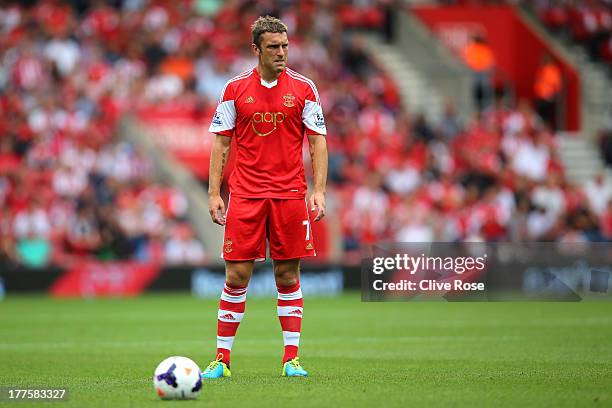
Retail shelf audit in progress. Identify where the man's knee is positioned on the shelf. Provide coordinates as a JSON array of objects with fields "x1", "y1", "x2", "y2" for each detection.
[
  {"x1": 274, "y1": 259, "x2": 300, "y2": 287},
  {"x1": 225, "y1": 261, "x2": 253, "y2": 286}
]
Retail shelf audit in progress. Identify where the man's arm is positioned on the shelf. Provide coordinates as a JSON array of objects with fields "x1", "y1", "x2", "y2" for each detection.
[
  {"x1": 307, "y1": 134, "x2": 328, "y2": 222},
  {"x1": 208, "y1": 134, "x2": 231, "y2": 225}
]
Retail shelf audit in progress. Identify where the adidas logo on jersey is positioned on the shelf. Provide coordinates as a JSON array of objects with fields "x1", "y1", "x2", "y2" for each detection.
[{"x1": 245, "y1": 96, "x2": 255, "y2": 104}]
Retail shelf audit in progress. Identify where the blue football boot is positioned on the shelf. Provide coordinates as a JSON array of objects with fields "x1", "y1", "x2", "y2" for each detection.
[
  {"x1": 201, "y1": 354, "x2": 231, "y2": 379},
  {"x1": 281, "y1": 357, "x2": 308, "y2": 377}
]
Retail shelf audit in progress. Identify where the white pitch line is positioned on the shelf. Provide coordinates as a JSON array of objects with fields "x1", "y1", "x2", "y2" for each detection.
[{"x1": 0, "y1": 335, "x2": 524, "y2": 351}]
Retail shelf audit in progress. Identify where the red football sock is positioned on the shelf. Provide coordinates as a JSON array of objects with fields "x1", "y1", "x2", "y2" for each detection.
[
  {"x1": 216, "y1": 282, "x2": 247, "y2": 366},
  {"x1": 276, "y1": 281, "x2": 303, "y2": 363}
]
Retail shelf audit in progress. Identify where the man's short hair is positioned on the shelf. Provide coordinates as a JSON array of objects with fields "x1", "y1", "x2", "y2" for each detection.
[{"x1": 251, "y1": 16, "x2": 288, "y2": 49}]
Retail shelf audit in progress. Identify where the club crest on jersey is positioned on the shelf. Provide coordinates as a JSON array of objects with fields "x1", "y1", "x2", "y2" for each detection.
[
  {"x1": 245, "y1": 96, "x2": 255, "y2": 104},
  {"x1": 251, "y1": 111, "x2": 285, "y2": 137},
  {"x1": 283, "y1": 93, "x2": 295, "y2": 107}
]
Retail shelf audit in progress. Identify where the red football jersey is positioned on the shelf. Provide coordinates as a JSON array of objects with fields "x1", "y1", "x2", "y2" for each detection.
[{"x1": 209, "y1": 67, "x2": 326, "y2": 199}]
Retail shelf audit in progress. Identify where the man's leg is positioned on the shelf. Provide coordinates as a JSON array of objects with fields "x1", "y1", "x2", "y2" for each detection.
[
  {"x1": 216, "y1": 260, "x2": 254, "y2": 366},
  {"x1": 203, "y1": 196, "x2": 266, "y2": 379},
  {"x1": 268, "y1": 199, "x2": 313, "y2": 376},
  {"x1": 274, "y1": 259, "x2": 304, "y2": 365},
  {"x1": 202, "y1": 260, "x2": 254, "y2": 379}
]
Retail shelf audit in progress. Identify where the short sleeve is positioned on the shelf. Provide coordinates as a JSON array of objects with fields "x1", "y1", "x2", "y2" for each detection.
[
  {"x1": 302, "y1": 83, "x2": 327, "y2": 136},
  {"x1": 209, "y1": 82, "x2": 236, "y2": 136}
]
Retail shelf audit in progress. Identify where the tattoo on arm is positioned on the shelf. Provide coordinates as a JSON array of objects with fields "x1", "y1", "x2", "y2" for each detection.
[
  {"x1": 209, "y1": 136, "x2": 230, "y2": 196},
  {"x1": 309, "y1": 142, "x2": 315, "y2": 168},
  {"x1": 220, "y1": 148, "x2": 228, "y2": 174}
]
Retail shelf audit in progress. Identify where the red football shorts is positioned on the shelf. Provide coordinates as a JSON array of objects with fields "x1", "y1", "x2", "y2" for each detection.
[{"x1": 222, "y1": 196, "x2": 316, "y2": 261}]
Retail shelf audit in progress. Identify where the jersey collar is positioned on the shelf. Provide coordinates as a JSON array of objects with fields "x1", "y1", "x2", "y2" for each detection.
[{"x1": 254, "y1": 67, "x2": 285, "y2": 89}]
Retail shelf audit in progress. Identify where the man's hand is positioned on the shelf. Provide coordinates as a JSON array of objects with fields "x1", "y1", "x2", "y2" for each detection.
[
  {"x1": 209, "y1": 195, "x2": 226, "y2": 225},
  {"x1": 309, "y1": 191, "x2": 326, "y2": 222}
]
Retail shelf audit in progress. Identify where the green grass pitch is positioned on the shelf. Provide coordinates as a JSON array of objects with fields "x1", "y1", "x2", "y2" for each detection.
[{"x1": 0, "y1": 293, "x2": 611, "y2": 407}]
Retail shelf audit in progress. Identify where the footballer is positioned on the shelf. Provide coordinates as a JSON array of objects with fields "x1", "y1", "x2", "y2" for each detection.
[{"x1": 203, "y1": 15, "x2": 328, "y2": 378}]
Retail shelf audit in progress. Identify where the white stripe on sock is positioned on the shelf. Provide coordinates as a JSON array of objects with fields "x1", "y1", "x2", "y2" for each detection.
[
  {"x1": 223, "y1": 284, "x2": 247, "y2": 294},
  {"x1": 277, "y1": 289, "x2": 302, "y2": 301},
  {"x1": 217, "y1": 335, "x2": 235, "y2": 350},
  {"x1": 221, "y1": 291, "x2": 247, "y2": 303},
  {"x1": 218, "y1": 309, "x2": 244, "y2": 323},
  {"x1": 277, "y1": 306, "x2": 303, "y2": 318},
  {"x1": 282, "y1": 331, "x2": 300, "y2": 347}
]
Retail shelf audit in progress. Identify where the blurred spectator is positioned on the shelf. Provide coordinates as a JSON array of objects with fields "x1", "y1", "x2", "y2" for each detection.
[
  {"x1": 461, "y1": 33, "x2": 496, "y2": 112},
  {"x1": 394, "y1": 203, "x2": 435, "y2": 242},
  {"x1": 601, "y1": 199, "x2": 612, "y2": 240},
  {"x1": 412, "y1": 113, "x2": 435, "y2": 143},
  {"x1": 144, "y1": 65, "x2": 184, "y2": 101},
  {"x1": 44, "y1": 31, "x2": 81, "y2": 77},
  {"x1": 96, "y1": 205, "x2": 132, "y2": 261},
  {"x1": 386, "y1": 161, "x2": 421, "y2": 195},
  {"x1": 599, "y1": 126, "x2": 612, "y2": 166},
  {"x1": 0, "y1": 137, "x2": 20, "y2": 174},
  {"x1": 11, "y1": 198, "x2": 51, "y2": 267},
  {"x1": 511, "y1": 132, "x2": 551, "y2": 182},
  {"x1": 64, "y1": 206, "x2": 102, "y2": 256},
  {"x1": 53, "y1": 163, "x2": 88, "y2": 198},
  {"x1": 13, "y1": 199, "x2": 51, "y2": 240},
  {"x1": 563, "y1": 207, "x2": 602, "y2": 242},
  {"x1": 164, "y1": 223, "x2": 206, "y2": 265},
  {"x1": 160, "y1": 48, "x2": 195, "y2": 85},
  {"x1": 508, "y1": 195, "x2": 530, "y2": 242},
  {"x1": 381, "y1": 0, "x2": 398, "y2": 44},
  {"x1": 526, "y1": 205, "x2": 556, "y2": 240},
  {"x1": 0, "y1": 207, "x2": 16, "y2": 264},
  {"x1": 438, "y1": 100, "x2": 463, "y2": 141},
  {"x1": 344, "y1": 173, "x2": 389, "y2": 248},
  {"x1": 531, "y1": 174, "x2": 565, "y2": 218},
  {"x1": 196, "y1": 54, "x2": 233, "y2": 104},
  {"x1": 533, "y1": 54, "x2": 562, "y2": 131},
  {"x1": 341, "y1": 35, "x2": 372, "y2": 79},
  {"x1": 583, "y1": 172, "x2": 612, "y2": 216},
  {"x1": 16, "y1": 232, "x2": 51, "y2": 268}
]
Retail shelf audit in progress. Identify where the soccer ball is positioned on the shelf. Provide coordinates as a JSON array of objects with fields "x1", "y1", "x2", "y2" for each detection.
[{"x1": 153, "y1": 356, "x2": 202, "y2": 400}]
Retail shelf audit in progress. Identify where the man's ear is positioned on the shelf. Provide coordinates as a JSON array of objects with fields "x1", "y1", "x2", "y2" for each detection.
[{"x1": 251, "y1": 43, "x2": 260, "y2": 56}]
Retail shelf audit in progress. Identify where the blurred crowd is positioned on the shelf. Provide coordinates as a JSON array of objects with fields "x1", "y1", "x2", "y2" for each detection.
[
  {"x1": 0, "y1": 0, "x2": 208, "y2": 268},
  {"x1": 0, "y1": 0, "x2": 610, "y2": 269},
  {"x1": 532, "y1": 0, "x2": 612, "y2": 70},
  {"x1": 528, "y1": 0, "x2": 612, "y2": 173},
  {"x1": 336, "y1": 97, "x2": 612, "y2": 260}
]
